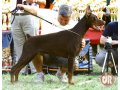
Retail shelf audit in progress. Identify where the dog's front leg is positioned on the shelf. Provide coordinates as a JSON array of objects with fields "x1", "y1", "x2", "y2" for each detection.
[
  {"x1": 68, "y1": 57, "x2": 74, "y2": 85},
  {"x1": 11, "y1": 67, "x2": 15, "y2": 83}
]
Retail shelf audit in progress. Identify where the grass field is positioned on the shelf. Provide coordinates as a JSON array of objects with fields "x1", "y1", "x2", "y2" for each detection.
[{"x1": 2, "y1": 61, "x2": 118, "y2": 90}]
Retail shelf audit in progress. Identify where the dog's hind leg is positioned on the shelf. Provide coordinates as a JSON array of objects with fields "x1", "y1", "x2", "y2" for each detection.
[
  {"x1": 68, "y1": 57, "x2": 74, "y2": 85},
  {"x1": 11, "y1": 54, "x2": 34, "y2": 82},
  {"x1": 10, "y1": 60, "x2": 26, "y2": 82},
  {"x1": 15, "y1": 57, "x2": 33, "y2": 81},
  {"x1": 11, "y1": 67, "x2": 16, "y2": 83},
  {"x1": 11, "y1": 61, "x2": 24, "y2": 83}
]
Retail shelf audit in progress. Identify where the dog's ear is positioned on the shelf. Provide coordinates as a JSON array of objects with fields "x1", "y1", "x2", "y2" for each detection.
[{"x1": 26, "y1": 34, "x2": 31, "y2": 39}]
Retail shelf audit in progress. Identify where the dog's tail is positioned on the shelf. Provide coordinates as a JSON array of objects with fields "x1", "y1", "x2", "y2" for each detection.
[{"x1": 26, "y1": 34, "x2": 31, "y2": 39}]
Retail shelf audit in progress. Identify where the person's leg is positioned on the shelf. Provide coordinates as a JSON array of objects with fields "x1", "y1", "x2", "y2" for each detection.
[
  {"x1": 32, "y1": 54, "x2": 68, "y2": 83},
  {"x1": 111, "y1": 48, "x2": 118, "y2": 75},
  {"x1": 11, "y1": 16, "x2": 27, "y2": 74},
  {"x1": 10, "y1": 39, "x2": 16, "y2": 65},
  {"x1": 56, "y1": 67, "x2": 68, "y2": 82},
  {"x1": 32, "y1": 54, "x2": 44, "y2": 82},
  {"x1": 21, "y1": 15, "x2": 38, "y2": 74},
  {"x1": 95, "y1": 50, "x2": 106, "y2": 67},
  {"x1": 91, "y1": 44, "x2": 97, "y2": 56},
  {"x1": 95, "y1": 47, "x2": 118, "y2": 75}
]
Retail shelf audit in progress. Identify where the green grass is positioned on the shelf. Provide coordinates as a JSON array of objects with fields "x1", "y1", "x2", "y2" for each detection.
[{"x1": 2, "y1": 61, "x2": 118, "y2": 90}]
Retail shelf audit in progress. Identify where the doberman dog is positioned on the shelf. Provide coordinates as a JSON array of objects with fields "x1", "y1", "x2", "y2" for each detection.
[{"x1": 11, "y1": 13, "x2": 104, "y2": 84}]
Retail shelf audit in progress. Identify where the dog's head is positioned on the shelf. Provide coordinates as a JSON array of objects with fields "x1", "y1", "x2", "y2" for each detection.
[{"x1": 85, "y1": 13, "x2": 105, "y2": 28}]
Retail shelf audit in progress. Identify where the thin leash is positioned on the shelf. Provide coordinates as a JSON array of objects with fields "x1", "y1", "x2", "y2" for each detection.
[
  {"x1": 11, "y1": 3, "x2": 19, "y2": 24},
  {"x1": 10, "y1": 6, "x2": 80, "y2": 37},
  {"x1": 23, "y1": 9, "x2": 81, "y2": 37}
]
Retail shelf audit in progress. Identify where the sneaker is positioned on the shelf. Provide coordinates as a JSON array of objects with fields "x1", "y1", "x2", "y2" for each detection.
[
  {"x1": 82, "y1": 59, "x2": 88, "y2": 64},
  {"x1": 56, "y1": 69, "x2": 67, "y2": 82},
  {"x1": 35, "y1": 72, "x2": 44, "y2": 83},
  {"x1": 74, "y1": 58, "x2": 79, "y2": 68},
  {"x1": 20, "y1": 66, "x2": 29, "y2": 75}
]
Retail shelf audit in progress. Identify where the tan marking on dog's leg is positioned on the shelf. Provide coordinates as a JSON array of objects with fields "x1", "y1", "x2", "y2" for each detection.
[
  {"x1": 32, "y1": 54, "x2": 43, "y2": 72},
  {"x1": 11, "y1": 68, "x2": 15, "y2": 83},
  {"x1": 60, "y1": 67, "x2": 67, "y2": 75},
  {"x1": 15, "y1": 70, "x2": 20, "y2": 82},
  {"x1": 11, "y1": 73, "x2": 15, "y2": 83},
  {"x1": 68, "y1": 57, "x2": 74, "y2": 85}
]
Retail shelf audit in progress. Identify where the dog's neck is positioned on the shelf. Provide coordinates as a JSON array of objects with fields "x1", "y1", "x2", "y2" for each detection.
[{"x1": 71, "y1": 15, "x2": 90, "y2": 38}]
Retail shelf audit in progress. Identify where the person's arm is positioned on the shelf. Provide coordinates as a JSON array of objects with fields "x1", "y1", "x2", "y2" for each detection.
[
  {"x1": 100, "y1": 35, "x2": 118, "y2": 45},
  {"x1": 17, "y1": 4, "x2": 38, "y2": 15},
  {"x1": 92, "y1": 25, "x2": 104, "y2": 31},
  {"x1": 92, "y1": 25, "x2": 101, "y2": 31},
  {"x1": 26, "y1": 0, "x2": 46, "y2": 5},
  {"x1": 17, "y1": 4, "x2": 56, "y2": 26},
  {"x1": 17, "y1": 0, "x2": 51, "y2": 16},
  {"x1": 100, "y1": 35, "x2": 107, "y2": 45}
]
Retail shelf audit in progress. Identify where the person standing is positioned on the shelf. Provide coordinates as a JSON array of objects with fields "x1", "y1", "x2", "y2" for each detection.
[{"x1": 10, "y1": 0, "x2": 43, "y2": 74}]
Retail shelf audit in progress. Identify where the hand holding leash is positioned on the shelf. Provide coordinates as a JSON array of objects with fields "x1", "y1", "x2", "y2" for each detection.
[{"x1": 17, "y1": 4, "x2": 24, "y2": 10}]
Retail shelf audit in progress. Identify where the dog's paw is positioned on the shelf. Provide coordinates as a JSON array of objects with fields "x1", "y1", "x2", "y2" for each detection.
[{"x1": 69, "y1": 81, "x2": 74, "y2": 85}]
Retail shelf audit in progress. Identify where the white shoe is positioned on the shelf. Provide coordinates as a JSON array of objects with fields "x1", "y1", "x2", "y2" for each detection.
[
  {"x1": 56, "y1": 69, "x2": 67, "y2": 82},
  {"x1": 83, "y1": 60, "x2": 88, "y2": 64},
  {"x1": 35, "y1": 72, "x2": 44, "y2": 83}
]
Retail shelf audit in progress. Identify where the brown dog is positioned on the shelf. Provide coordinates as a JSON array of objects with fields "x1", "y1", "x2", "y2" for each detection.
[
  {"x1": 31, "y1": 38, "x2": 87, "y2": 81},
  {"x1": 31, "y1": 40, "x2": 86, "y2": 80},
  {"x1": 11, "y1": 13, "x2": 104, "y2": 84}
]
